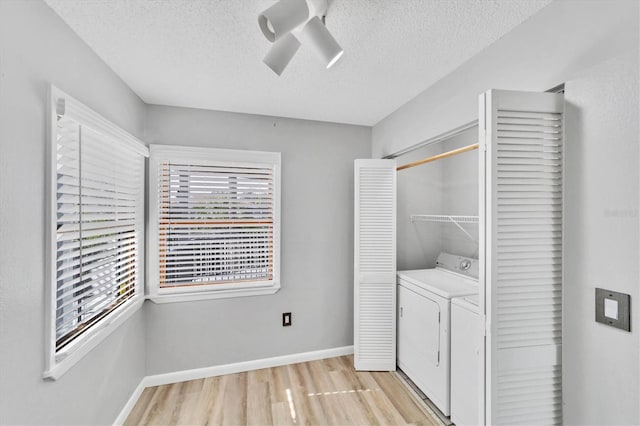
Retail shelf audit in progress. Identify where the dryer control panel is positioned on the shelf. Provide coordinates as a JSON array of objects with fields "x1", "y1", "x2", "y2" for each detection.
[{"x1": 435, "y1": 252, "x2": 478, "y2": 280}]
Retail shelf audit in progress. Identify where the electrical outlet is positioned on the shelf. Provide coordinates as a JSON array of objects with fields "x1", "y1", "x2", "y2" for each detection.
[{"x1": 282, "y1": 312, "x2": 292, "y2": 327}]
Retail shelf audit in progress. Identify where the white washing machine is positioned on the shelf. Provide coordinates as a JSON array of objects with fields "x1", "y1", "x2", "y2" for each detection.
[
  {"x1": 451, "y1": 294, "x2": 480, "y2": 426},
  {"x1": 397, "y1": 252, "x2": 479, "y2": 416}
]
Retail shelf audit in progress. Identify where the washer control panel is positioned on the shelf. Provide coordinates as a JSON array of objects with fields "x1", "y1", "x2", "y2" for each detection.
[{"x1": 435, "y1": 252, "x2": 479, "y2": 279}]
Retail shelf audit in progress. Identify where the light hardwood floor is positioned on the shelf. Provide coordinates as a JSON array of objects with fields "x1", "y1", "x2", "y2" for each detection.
[{"x1": 125, "y1": 355, "x2": 445, "y2": 426}]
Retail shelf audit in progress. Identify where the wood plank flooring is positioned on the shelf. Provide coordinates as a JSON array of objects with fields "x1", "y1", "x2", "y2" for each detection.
[{"x1": 125, "y1": 355, "x2": 445, "y2": 426}]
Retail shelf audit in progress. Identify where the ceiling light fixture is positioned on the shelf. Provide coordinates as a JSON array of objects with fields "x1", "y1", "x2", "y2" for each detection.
[
  {"x1": 263, "y1": 33, "x2": 301, "y2": 76},
  {"x1": 258, "y1": 0, "x2": 343, "y2": 75},
  {"x1": 300, "y1": 16, "x2": 343, "y2": 69},
  {"x1": 258, "y1": 0, "x2": 309, "y2": 43}
]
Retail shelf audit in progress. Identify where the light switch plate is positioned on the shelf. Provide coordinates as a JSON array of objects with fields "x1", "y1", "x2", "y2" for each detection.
[
  {"x1": 604, "y1": 298, "x2": 618, "y2": 320},
  {"x1": 595, "y1": 288, "x2": 631, "y2": 331}
]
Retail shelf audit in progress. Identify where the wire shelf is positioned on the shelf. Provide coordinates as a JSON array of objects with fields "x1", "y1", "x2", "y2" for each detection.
[
  {"x1": 411, "y1": 214, "x2": 479, "y2": 243},
  {"x1": 410, "y1": 214, "x2": 479, "y2": 224}
]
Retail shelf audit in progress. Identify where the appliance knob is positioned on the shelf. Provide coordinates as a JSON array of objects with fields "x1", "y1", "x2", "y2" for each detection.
[{"x1": 460, "y1": 259, "x2": 471, "y2": 271}]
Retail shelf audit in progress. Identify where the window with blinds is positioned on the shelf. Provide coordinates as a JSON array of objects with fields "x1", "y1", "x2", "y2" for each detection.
[
  {"x1": 47, "y1": 87, "x2": 148, "y2": 379},
  {"x1": 148, "y1": 145, "x2": 281, "y2": 302}
]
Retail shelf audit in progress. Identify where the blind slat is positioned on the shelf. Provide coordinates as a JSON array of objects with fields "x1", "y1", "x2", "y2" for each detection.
[
  {"x1": 56, "y1": 269, "x2": 136, "y2": 312},
  {"x1": 56, "y1": 260, "x2": 137, "y2": 294},
  {"x1": 56, "y1": 286, "x2": 137, "y2": 346},
  {"x1": 57, "y1": 263, "x2": 136, "y2": 302}
]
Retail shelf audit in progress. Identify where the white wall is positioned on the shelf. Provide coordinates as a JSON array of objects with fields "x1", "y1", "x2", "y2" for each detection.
[
  {"x1": 373, "y1": 0, "x2": 639, "y2": 423},
  {"x1": 143, "y1": 105, "x2": 371, "y2": 374},
  {"x1": 373, "y1": 0, "x2": 639, "y2": 158},
  {"x1": 440, "y1": 130, "x2": 479, "y2": 260},
  {"x1": 563, "y1": 50, "x2": 639, "y2": 426},
  {"x1": 0, "y1": 1, "x2": 147, "y2": 424}
]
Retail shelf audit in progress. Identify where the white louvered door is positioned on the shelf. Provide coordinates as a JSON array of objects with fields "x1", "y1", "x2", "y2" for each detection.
[
  {"x1": 354, "y1": 159, "x2": 397, "y2": 371},
  {"x1": 479, "y1": 90, "x2": 564, "y2": 425}
]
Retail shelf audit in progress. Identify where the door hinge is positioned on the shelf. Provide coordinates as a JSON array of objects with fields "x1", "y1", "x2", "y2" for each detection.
[
  {"x1": 480, "y1": 314, "x2": 488, "y2": 337},
  {"x1": 483, "y1": 95, "x2": 487, "y2": 130}
]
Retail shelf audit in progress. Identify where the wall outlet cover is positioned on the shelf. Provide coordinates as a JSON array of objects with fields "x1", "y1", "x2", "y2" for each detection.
[
  {"x1": 595, "y1": 288, "x2": 631, "y2": 331},
  {"x1": 282, "y1": 312, "x2": 292, "y2": 327}
]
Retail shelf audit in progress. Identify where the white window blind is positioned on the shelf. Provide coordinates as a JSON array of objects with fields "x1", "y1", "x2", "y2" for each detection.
[
  {"x1": 148, "y1": 145, "x2": 281, "y2": 302},
  {"x1": 159, "y1": 162, "x2": 274, "y2": 286},
  {"x1": 47, "y1": 87, "x2": 148, "y2": 379}
]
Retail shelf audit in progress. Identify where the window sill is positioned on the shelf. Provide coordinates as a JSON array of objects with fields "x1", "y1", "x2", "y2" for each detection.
[
  {"x1": 148, "y1": 285, "x2": 280, "y2": 304},
  {"x1": 43, "y1": 297, "x2": 144, "y2": 381}
]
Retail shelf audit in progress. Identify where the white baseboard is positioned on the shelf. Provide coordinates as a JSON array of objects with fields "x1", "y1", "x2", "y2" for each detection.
[
  {"x1": 113, "y1": 379, "x2": 146, "y2": 426},
  {"x1": 113, "y1": 345, "x2": 354, "y2": 425}
]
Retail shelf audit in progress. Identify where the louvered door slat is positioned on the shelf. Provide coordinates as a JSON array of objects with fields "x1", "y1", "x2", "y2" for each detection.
[
  {"x1": 354, "y1": 159, "x2": 396, "y2": 371},
  {"x1": 481, "y1": 90, "x2": 564, "y2": 425}
]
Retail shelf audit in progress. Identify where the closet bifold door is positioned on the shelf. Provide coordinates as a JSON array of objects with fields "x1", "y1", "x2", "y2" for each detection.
[
  {"x1": 354, "y1": 159, "x2": 397, "y2": 371},
  {"x1": 480, "y1": 90, "x2": 564, "y2": 425}
]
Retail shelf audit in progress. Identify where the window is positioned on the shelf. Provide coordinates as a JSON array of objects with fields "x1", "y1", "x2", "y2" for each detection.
[
  {"x1": 46, "y1": 87, "x2": 148, "y2": 379},
  {"x1": 148, "y1": 145, "x2": 281, "y2": 302}
]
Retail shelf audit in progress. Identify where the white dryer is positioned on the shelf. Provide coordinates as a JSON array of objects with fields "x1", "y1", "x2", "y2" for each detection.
[
  {"x1": 397, "y1": 252, "x2": 478, "y2": 416},
  {"x1": 451, "y1": 294, "x2": 480, "y2": 426}
]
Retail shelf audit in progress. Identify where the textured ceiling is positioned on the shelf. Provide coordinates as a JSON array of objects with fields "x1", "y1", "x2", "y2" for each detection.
[{"x1": 45, "y1": 0, "x2": 552, "y2": 126}]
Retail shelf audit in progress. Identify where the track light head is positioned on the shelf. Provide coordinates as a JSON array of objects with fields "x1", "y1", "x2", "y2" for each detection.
[
  {"x1": 300, "y1": 16, "x2": 343, "y2": 69},
  {"x1": 258, "y1": 0, "x2": 310, "y2": 42},
  {"x1": 263, "y1": 33, "x2": 301, "y2": 76}
]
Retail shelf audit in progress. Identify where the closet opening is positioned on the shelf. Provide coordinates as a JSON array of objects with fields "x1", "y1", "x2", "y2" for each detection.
[
  {"x1": 395, "y1": 125, "x2": 479, "y2": 271},
  {"x1": 355, "y1": 89, "x2": 565, "y2": 426},
  {"x1": 393, "y1": 124, "x2": 480, "y2": 425}
]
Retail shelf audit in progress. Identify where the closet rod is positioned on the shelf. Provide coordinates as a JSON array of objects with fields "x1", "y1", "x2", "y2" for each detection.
[{"x1": 396, "y1": 143, "x2": 479, "y2": 171}]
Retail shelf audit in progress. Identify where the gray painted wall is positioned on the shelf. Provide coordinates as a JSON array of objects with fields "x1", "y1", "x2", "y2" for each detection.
[
  {"x1": 144, "y1": 105, "x2": 371, "y2": 374},
  {"x1": 563, "y1": 50, "x2": 639, "y2": 426},
  {"x1": 0, "y1": 1, "x2": 147, "y2": 424},
  {"x1": 373, "y1": 0, "x2": 639, "y2": 423}
]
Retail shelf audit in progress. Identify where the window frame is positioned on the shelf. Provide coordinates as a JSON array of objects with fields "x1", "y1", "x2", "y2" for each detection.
[
  {"x1": 45, "y1": 86, "x2": 148, "y2": 380},
  {"x1": 147, "y1": 144, "x2": 281, "y2": 303}
]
